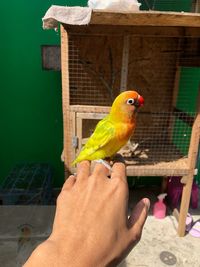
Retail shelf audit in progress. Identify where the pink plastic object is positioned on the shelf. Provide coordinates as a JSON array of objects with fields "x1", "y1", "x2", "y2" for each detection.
[
  {"x1": 153, "y1": 193, "x2": 167, "y2": 219},
  {"x1": 186, "y1": 213, "x2": 193, "y2": 232},
  {"x1": 167, "y1": 176, "x2": 199, "y2": 209},
  {"x1": 189, "y1": 221, "x2": 200, "y2": 237}
]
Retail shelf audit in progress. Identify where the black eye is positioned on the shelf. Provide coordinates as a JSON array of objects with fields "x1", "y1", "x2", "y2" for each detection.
[{"x1": 127, "y1": 98, "x2": 135, "y2": 105}]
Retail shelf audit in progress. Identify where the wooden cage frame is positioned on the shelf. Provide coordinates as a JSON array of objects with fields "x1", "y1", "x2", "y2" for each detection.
[{"x1": 59, "y1": 10, "x2": 200, "y2": 236}]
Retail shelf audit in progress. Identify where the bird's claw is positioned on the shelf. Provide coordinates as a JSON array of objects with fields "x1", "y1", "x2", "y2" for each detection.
[{"x1": 94, "y1": 159, "x2": 112, "y2": 171}]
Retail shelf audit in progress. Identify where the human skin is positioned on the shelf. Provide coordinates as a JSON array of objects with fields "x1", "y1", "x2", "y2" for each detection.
[{"x1": 24, "y1": 160, "x2": 150, "y2": 267}]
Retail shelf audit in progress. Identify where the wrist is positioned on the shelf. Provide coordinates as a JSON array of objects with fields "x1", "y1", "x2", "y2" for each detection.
[{"x1": 24, "y1": 239, "x2": 58, "y2": 266}]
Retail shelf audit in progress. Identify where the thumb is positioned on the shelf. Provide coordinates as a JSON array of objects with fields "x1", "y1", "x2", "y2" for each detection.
[{"x1": 128, "y1": 198, "x2": 150, "y2": 236}]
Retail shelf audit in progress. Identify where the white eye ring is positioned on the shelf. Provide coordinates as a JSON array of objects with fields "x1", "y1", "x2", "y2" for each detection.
[{"x1": 127, "y1": 98, "x2": 135, "y2": 105}]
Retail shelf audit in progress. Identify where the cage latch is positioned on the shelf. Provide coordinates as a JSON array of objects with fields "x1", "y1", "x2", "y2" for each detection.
[{"x1": 72, "y1": 136, "x2": 78, "y2": 148}]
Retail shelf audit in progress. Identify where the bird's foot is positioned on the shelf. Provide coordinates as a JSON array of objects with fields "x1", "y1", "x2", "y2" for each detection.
[
  {"x1": 94, "y1": 159, "x2": 112, "y2": 171},
  {"x1": 111, "y1": 153, "x2": 126, "y2": 164}
]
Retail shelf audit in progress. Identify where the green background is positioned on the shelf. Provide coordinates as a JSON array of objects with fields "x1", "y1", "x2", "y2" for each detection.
[
  {"x1": 0, "y1": 0, "x2": 198, "y2": 188},
  {"x1": 140, "y1": 0, "x2": 192, "y2": 11},
  {"x1": 174, "y1": 67, "x2": 200, "y2": 155},
  {"x1": 0, "y1": 0, "x2": 87, "y2": 187}
]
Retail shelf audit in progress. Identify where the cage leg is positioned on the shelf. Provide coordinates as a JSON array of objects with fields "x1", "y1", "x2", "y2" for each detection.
[
  {"x1": 161, "y1": 176, "x2": 168, "y2": 193},
  {"x1": 64, "y1": 166, "x2": 72, "y2": 180},
  {"x1": 177, "y1": 174, "x2": 193, "y2": 237},
  {"x1": 172, "y1": 208, "x2": 179, "y2": 223}
]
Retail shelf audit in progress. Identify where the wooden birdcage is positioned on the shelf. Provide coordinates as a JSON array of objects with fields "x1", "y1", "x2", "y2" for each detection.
[{"x1": 44, "y1": 8, "x2": 200, "y2": 236}]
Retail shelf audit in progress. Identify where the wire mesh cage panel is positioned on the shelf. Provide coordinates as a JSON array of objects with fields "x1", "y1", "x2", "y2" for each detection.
[
  {"x1": 0, "y1": 163, "x2": 53, "y2": 205},
  {"x1": 65, "y1": 31, "x2": 199, "y2": 176},
  {"x1": 58, "y1": 10, "x2": 200, "y2": 185},
  {"x1": 68, "y1": 34, "x2": 199, "y2": 108},
  {"x1": 68, "y1": 35, "x2": 122, "y2": 106}
]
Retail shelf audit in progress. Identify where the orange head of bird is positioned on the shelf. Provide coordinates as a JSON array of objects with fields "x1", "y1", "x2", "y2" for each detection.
[{"x1": 110, "y1": 90, "x2": 144, "y2": 123}]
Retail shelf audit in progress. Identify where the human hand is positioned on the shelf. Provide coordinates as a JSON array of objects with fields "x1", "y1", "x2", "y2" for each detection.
[{"x1": 24, "y1": 160, "x2": 150, "y2": 267}]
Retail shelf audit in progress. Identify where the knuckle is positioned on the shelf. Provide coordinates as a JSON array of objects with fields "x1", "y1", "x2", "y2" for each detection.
[
  {"x1": 134, "y1": 231, "x2": 142, "y2": 241},
  {"x1": 132, "y1": 225, "x2": 142, "y2": 241},
  {"x1": 127, "y1": 229, "x2": 142, "y2": 248}
]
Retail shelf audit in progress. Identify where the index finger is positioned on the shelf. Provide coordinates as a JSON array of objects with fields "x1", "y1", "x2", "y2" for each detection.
[
  {"x1": 76, "y1": 160, "x2": 90, "y2": 180},
  {"x1": 111, "y1": 161, "x2": 126, "y2": 182}
]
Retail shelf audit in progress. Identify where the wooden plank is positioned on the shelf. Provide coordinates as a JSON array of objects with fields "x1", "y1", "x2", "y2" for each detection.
[
  {"x1": 197, "y1": 86, "x2": 200, "y2": 113},
  {"x1": 76, "y1": 112, "x2": 107, "y2": 120},
  {"x1": 188, "y1": 114, "x2": 200, "y2": 169},
  {"x1": 172, "y1": 208, "x2": 179, "y2": 223},
  {"x1": 161, "y1": 177, "x2": 168, "y2": 193},
  {"x1": 194, "y1": 0, "x2": 200, "y2": 13},
  {"x1": 77, "y1": 117, "x2": 83, "y2": 154},
  {"x1": 178, "y1": 177, "x2": 193, "y2": 236},
  {"x1": 180, "y1": 175, "x2": 189, "y2": 184},
  {"x1": 70, "y1": 105, "x2": 111, "y2": 113},
  {"x1": 65, "y1": 24, "x2": 200, "y2": 37},
  {"x1": 90, "y1": 10, "x2": 200, "y2": 27},
  {"x1": 120, "y1": 35, "x2": 130, "y2": 91},
  {"x1": 60, "y1": 25, "x2": 72, "y2": 177},
  {"x1": 178, "y1": 112, "x2": 200, "y2": 236},
  {"x1": 66, "y1": 161, "x2": 189, "y2": 176},
  {"x1": 126, "y1": 166, "x2": 189, "y2": 177},
  {"x1": 70, "y1": 111, "x2": 77, "y2": 160}
]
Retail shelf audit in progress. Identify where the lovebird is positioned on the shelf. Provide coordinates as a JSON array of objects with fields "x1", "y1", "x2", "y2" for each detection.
[{"x1": 72, "y1": 90, "x2": 144, "y2": 166}]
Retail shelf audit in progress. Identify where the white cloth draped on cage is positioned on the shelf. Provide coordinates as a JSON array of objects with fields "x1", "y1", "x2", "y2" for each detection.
[
  {"x1": 42, "y1": 0, "x2": 141, "y2": 30},
  {"x1": 42, "y1": 6, "x2": 92, "y2": 29},
  {"x1": 87, "y1": 0, "x2": 141, "y2": 11}
]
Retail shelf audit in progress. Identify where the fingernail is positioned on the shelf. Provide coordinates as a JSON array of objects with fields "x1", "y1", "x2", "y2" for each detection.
[{"x1": 143, "y1": 198, "x2": 150, "y2": 212}]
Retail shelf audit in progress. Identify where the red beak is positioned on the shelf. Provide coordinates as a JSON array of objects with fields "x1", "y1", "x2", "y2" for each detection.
[{"x1": 138, "y1": 95, "x2": 144, "y2": 106}]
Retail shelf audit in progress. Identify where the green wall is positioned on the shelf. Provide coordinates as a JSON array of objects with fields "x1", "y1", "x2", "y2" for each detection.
[
  {"x1": 140, "y1": 0, "x2": 192, "y2": 11},
  {"x1": 173, "y1": 68, "x2": 200, "y2": 155},
  {"x1": 0, "y1": 0, "x2": 87, "y2": 187},
  {"x1": 174, "y1": 67, "x2": 200, "y2": 184},
  {"x1": 176, "y1": 67, "x2": 200, "y2": 112}
]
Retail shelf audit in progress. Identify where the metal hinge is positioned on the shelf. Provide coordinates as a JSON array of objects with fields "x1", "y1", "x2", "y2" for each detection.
[{"x1": 72, "y1": 136, "x2": 78, "y2": 148}]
